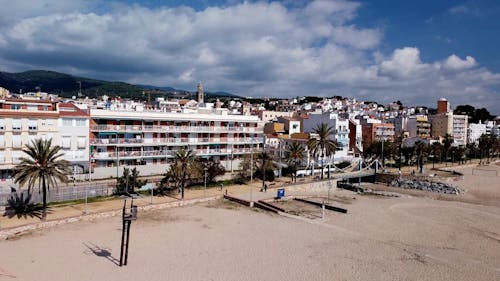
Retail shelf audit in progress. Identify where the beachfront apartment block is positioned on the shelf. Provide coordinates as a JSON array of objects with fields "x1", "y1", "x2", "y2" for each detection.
[
  {"x1": 0, "y1": 96, "x2": 60, "y2": 179},
  {"x1": 89, "y1": 107, "x2": 264, "y2": 178},
  {"x1": 58, "y1": 103, "x2": 90, "y2": 176}
]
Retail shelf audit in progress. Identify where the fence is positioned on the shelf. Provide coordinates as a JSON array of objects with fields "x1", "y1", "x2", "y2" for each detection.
[{"x1": 0, "y1": 183, "x2": 113, "y2": 207}]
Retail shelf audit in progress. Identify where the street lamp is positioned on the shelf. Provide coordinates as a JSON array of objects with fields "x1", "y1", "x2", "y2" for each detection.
[
  {"x1": 203, "y1": 166, "x2": 208, "y2": 198},
  {"x1": 262, "y1": 135, "x2": 266, "y2": 192}
]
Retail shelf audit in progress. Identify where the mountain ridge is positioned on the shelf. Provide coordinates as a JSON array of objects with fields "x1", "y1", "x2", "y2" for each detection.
[{"x1": 0, "y1": 70, "x2": 241, "y2": 100}]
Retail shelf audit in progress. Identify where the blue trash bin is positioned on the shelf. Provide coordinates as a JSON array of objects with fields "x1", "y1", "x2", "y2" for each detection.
[{"x1": 277, "y1": 188, "x2": 285, "y2": 199}]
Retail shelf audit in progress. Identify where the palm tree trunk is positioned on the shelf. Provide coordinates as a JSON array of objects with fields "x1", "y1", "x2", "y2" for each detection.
[
  {"x1": 294, "y1": 162, "x2": 297, "y2": 183},
  {"x1": 42, "y1": 175, "x2": 47, "y2": 220}
]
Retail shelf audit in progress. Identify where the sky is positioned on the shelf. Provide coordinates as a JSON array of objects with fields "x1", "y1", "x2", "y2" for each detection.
[{"x1": 0, "y1": 0, "x2": 499, "y2": 113}]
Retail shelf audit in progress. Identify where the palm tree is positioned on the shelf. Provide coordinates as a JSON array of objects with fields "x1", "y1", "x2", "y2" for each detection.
[
  {"x1": 285, "y1": 142, "x2": 305, "y2": 183},
  {"x1": 13, "y1": 138, "x2": 70, "y2": 219},
  {"x1": 442, "y1": 133, "x2": 454, "y2": 164},
  {"x1": 431, "y1": 142, "x2": 442, "y2": 169},
  {"x1": 414, "y1": 141, "x2": 426, "y2": 173},
  {"x1": 256, "y1": 151, "x2": 275, "y2": 182},
  {"x1": 173, "y1": 148, "x2": 196, "y2": 199},
  {"x1": 307, "y1": 123, "x2": 339, "y2": 179}
]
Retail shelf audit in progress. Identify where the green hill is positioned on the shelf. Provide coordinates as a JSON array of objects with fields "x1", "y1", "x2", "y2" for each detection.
[{"x1": 0, "y1": 70, "x2": 240, "y2": 100}]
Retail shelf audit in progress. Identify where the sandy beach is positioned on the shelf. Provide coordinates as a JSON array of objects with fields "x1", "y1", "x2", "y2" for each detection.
[{"x1": 0, "y1": 165, "x2": 499, "y2": 281}]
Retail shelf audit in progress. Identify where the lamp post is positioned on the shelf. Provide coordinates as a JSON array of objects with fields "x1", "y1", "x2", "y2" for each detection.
[
  {"x1": 262, "y1": 135, "x2": 266, "y2": 192},
  {"x1": 250, "y1": 137, "x2": 253, "y2": 183},
  {"x1": 399, "y1": 133, "x2": 404, "y2": 174},
  {"x1": 203, "y1": 166, "x2": 208, "y2": 198}
]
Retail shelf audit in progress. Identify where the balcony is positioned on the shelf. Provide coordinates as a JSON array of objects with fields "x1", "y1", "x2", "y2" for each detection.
[
  {"x1": 91, "y1": 147, "x2": 256, "y2": 160},
  {"x1": 90, "y1": 137, "x2": 262, "y2": 146},
  {"x1": 91, "y1": 124, "x2": 263, "y2": 134}
]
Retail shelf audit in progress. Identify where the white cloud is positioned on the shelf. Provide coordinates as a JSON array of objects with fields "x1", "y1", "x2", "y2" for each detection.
[
  {"x1": 379, "y1": 47, "x2": 431, "y2": 78},
  {"x1": 442, "y1": 54, "x2": 477, "y2": 71},
  {"x1": 0, "y1": 0, "x2": 498, "y2": 112}
]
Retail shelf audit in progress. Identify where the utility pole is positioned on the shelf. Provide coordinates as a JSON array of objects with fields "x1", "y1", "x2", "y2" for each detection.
[
  {"x1": 262, "y1": 135, "x2": 266, "y2": 192},
  {"x1": 250, "y1": 141, "x2": 253, "y2": 183}
]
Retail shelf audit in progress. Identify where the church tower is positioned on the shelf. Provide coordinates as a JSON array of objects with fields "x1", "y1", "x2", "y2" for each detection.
[{"x1": 197, "y1": 82, "x2": 204, "y2": 105}]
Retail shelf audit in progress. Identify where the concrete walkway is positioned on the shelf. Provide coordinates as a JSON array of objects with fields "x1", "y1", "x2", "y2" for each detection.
[{"x1": 0, "y1": 176, "x2": 296, "y2": 230}]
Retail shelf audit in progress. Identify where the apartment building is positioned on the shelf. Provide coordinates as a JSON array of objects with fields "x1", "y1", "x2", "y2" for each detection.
[
  {"x1": 431, "y1": 113, "x2": 468, "y2": 146},
  {"x1": 301, "y1": 112, "x2": 350, "y2": 159},
  {"x1": 58, "y1": 103, "x2": 90, "y2": 175},
  {"x1": 407, "y1": 115, "x2": 431, "y2": 138},
  {"x1": 361, "y1": 123, "x2": 395, "y2": 149},
  {"x1": 0, "y1": 96, "x2": 59, "y2": 179},
  {"x1": 258, "y1": 110, "x2": 294, "y2": 122},
  {"x1": 89, "y1": 107, "x2": 264, "y2": 178},
  {"x1": 468, "y1": 122, "x2": 487, "y2": 144},
  {"x1": 348, "y1": 119, "x2": 363, "y2": 154},
  {"x1": 276, "y1": 116, "x2": 301, "y2": 136}
]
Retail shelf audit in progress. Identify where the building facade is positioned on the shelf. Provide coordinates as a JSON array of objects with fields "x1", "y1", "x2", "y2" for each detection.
[
  {"x1": 58, "y1": 103, "x2": 90, "y2": 176},
  {"x1": 0, "y1": 97, "x2": 60, "y2": 179},
  {"x1": 89, "y1": 108, "x2": 263, "y2": 178}
]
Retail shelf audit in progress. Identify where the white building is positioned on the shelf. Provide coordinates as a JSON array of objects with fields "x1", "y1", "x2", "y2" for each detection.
[
  {"x1": 301, "y1": 112, "x2": 350, "y2": 160},
  {"x1": 58, "y1": 103, "x2": 90, "y2": 176},
  {"x1": 89, "y1": 107, "x2": 264, "y2": 179}
]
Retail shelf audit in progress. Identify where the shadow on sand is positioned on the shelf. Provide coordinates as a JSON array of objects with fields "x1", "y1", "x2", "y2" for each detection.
[{"x1": 83, "y1": 242, "x2": 120, "y2": 266}]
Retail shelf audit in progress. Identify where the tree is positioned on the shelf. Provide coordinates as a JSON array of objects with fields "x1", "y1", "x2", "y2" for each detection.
[
  {"x1": 442, "y1": 134, "x2": 454, "y2": 163},
  {"x1": 173, "y1": 148, "x2": 197, "y2": 199},
  {"x1": 307, "y1": 123, "x2": 339, "y2": 179},
  {"x1": 454, "y1": 105, "x2": 494, "y2": 123},
  {"x1": 478, "y1": 133, "x2": 496, "y2": 164},
  {"x1": 115, "y1": 167, "x2": 147, "y2": 195},
  {"x1": 198, "y1": 159, "x2": 225, "y2": 184},
  {"x1": 414, "y1": 141, "x2": 427, "y2": 173},
  {"x1": 236, "y1": 154, "x2": 254, "y2": 184},
  {"x1": 430, "y1": 142, "x2": 442, "y2": 168},
  {"x1": 255, "y1": 151, "x2": 275, "y2": 182},
  {"x1": 13, "y1": 139, "x2": 70, "y2": 219},
  {"x1": 284, "y1": 142, "x2": 305, "y2": 183}
]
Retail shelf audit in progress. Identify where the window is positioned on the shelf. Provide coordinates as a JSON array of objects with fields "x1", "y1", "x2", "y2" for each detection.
[
  {"x1": 27, "y1": 105, "x2": 37, "y2": 111},
  {"x1": 28, "y1": 135, "x2": 36, "y2": 145},
  {"x1": 12, "y1": 151, "x2": 22, "y2": 164},
  {"x1": 12, "y1": 135, "x2": 22, "y2": 147},
  {"x1": 43, "y1": 119, "x2": 55, "y2": 127},
  {"x1": 0, "y1": 135, "x2": 4, "y2": 147},
  {"x1": 42, "y1": 105, "x2": 49, "y2": 111},
  {"x1": 77, "y1": 136, "x2": 86, "y2": 148},
  {"x1": 62, "y1": 119, "x2": 73, "y2": 126},
  {"x1": 12, "y1": 119, "x2": 22, "y2": 131},
  {"x1": 75, "y1": 119, "x2": 86, "y2": 126},
  {"x1": 11, "y1": 104, "x2": 21, "y2": 110},
  {"x1": 61, "y1": 136, "x2": 71, "y2": 148},
  {"x1": 28, "y1": 119, "x2": 37, "y2": 130},
  {"x1": 0, "y1": 119, "x2": 4, "y2": 130},
  {"x1": 0, "y1": 151, "x2": 4, "y2": 163}
]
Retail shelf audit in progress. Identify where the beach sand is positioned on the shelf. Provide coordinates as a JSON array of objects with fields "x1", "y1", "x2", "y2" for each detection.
[{"x1": 0, "y1": 165, "x2": 499, "y2": 281}]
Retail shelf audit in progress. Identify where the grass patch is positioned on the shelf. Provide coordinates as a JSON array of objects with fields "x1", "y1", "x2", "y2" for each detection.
[{"x1": 47, "y1": 196, "x2": 117, "y2": 208}]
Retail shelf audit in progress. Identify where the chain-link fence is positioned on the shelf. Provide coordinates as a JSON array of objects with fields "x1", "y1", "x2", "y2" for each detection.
[{"x1": 0, "y1": 183, "x2": 113, "y2": 207}]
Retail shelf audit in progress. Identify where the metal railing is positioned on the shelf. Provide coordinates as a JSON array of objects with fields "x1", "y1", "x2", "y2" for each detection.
[
  {"x1": 90, "y1": 137, "x2": 262, "y2": 146},
  {"x1": 91, "y1": 147, "x2": 256, "y2": 159},
  {"x1": 0, "y1": 183, "x2": 112, "y2": 207},
  {"x1": 91, "y1": 124, "x2": 262, "y2": 133}
]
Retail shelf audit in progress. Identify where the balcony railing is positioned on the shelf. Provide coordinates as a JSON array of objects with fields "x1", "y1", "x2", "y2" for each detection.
[
  {"x1": 91, "y1": 147, "x2": 256, "y2": 160},
  {"x1": 90, "y1": 137, "x2": 263, "y2": 146},
  {"x1": 91, "y1": 124, "x2": 262, "y2": 133}
]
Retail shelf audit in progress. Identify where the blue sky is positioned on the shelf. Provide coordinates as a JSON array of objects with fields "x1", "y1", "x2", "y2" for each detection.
[{"x1": 0, "y1": 0, "x2": 499, "y2": 113}]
